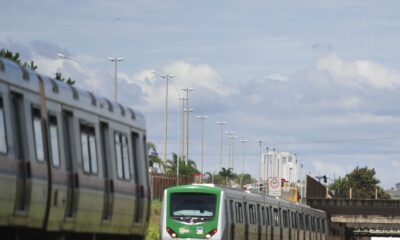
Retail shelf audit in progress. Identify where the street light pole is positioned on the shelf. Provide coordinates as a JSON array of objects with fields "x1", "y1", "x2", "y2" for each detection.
[
  {"x1": 180, "y1": 97, "x2": 186, "y2": 164},
  {"x1": 230, "y1": 135, "x2": 237, "y2": 170},
  {"x1": 182, "y1": 88, "x2": 194, "y2": 164},
  {"x1": 176, "y1": 96, "x2": 183, "y2": 186},
  {"x1": 107, "y1": 57, "x2": 124, "y2": 102},
  {"x1": 258, "y1": 140, "x2": 264, "y2": 182},
  {"x1": 197, "y1": 115, "x2": 208, "y2": 181},
  {"x1": 153, "y1": 72, "x2": 175, "y2": 164},
  {"x1": 217, "y1": 121, "x2": 228, "y2": 170},
  {"x1": 225, "y1": 131, "x2": 235, "y2": 169},
  {"x1": 240, "y1": 139, "x2": 248, "y2": 186}
]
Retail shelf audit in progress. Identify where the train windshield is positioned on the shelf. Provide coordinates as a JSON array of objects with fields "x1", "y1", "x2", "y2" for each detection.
[{"x1": 170, "y1": 192, "x2": 217, "y2": 218}]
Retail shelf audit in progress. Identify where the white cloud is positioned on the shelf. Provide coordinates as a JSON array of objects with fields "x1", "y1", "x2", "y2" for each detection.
[
  {"x1": 129, "y1": 61, "x2": 232, "y2": 112},
  {"x1": 161, "y1": 61, "x2": 231, "y2": 97},
  {"x1": 317, "y1": 54, "x2": 400, "y2": 90},
  {"x1": 311, "y1": 112, "x2": 400, "y2": 125},
  {"x1": 266, "y1": 73, "x2": 288, "y2": 82},
  {"x1": 312, "y1": 160, "x2": 346, "y2": 177}
]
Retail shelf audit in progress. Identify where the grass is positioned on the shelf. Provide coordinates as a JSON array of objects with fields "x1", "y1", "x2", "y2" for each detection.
[{"x1": 145, "y1": 200, "x2": 162, "y2": 240}]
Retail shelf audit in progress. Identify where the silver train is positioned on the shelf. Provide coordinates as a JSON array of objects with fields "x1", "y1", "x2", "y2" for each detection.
[
  {"x1": 0, "y1": 57, "x2": 150, "y2": 239},
  {"x1": 161, "y1": 184, "x2": 327, "y2": 240}
]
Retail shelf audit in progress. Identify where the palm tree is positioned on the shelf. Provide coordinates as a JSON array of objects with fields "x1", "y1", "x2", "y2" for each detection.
[
  {"x1": 164, "y1": 153, "x2": 198, "y2": 176},
  {"x1": 203, "y1": 172, "x2": 213, "y2": 183},
  {"x1": 219, "y1": 168, "x2": 234, "y2": 186}
]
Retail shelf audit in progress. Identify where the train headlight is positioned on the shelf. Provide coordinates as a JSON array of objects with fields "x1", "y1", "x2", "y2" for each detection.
[
  {"x1": 166, "y1": 227, "x2": 177, "y2": 238},
  {"x1": 205, "y1": 229, "x2": 217, "y2": 239}
]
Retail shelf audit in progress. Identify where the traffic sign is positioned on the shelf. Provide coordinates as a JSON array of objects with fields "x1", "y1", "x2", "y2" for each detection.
[{"x1": 269, "y1": 177, "x2": 281, "y2": 197}]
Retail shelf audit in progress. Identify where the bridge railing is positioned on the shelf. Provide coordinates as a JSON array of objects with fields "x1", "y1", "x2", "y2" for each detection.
[{"x1": 306, "y1": 198, "x2": 400, "y2": 216}]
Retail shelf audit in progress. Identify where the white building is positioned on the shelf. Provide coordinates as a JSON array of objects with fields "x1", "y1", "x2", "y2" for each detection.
[{"x1": 260, "y1": 149, "x2": 303, "y2": 184}]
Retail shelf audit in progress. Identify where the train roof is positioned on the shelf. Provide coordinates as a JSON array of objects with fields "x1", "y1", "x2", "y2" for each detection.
[
  {"x1": 166, "y1": 184, "x2": 326, "y2": 215},
  {"x1": 0, "y1": 57, "x2": 145, "y2": 130}
]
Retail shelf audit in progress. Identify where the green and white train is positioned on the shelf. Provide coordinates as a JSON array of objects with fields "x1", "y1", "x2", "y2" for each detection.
[{"x1": 161, "y1": 184, "x2": 328, "y2": 240}]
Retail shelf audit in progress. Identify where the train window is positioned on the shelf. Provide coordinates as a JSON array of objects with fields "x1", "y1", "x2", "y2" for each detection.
[
  {"x1": 0, "y1": 98, "x2": 7, "y2": 153},
  {"x1": 170, "y1": 193, "x2": 216, "y2": 218},
  {"x1": 81, "y1": 131, "x2": 90, "y2": 172},
  {"x1": 115, "y1": 132, "x2": 130, "y2": 180},
  {"x1": 32, "y1": 108, "x2": 45, "y2": 162},
  {"x1": 316, "y1": 218, "x2": 321, "y2": 233},
  {"x1": 121, "y1": 135, "x2": 130, "y2": 179},
  {"x1": 89, "y1": 132, "x2": 98, "y2": 173},
  {"x1": 273, "y1": 208, "x2": 280, "y2": 227},
  {"x1": 299, "y1": 213, "x2": 304, "y2": 230},
  {"x1": 261, "y1": 207, "x2": 266, "y2": 225},
  {"x1": 266, "y1": 207, "x2": 270, "y2": 225},
  {"x1": 282, "y1": 210, "x2": 289, "y2": 228},
  {"x1": 305, "y1": 215, "x2": 310, "y2": 231},
  {"x1": 115, "y1": 133, "x2": 123, "y2": 178},
  {"x1": 249, "y1": 204, "x2": 256, "y2": 224},
  {"x1": 311, "y1": 216, "x2": 315, "y2": 232},
  {"x1": 295, "y1": 212, "x2": 299, "y2": 229},
  {"x1": 235, "y1": 202, "x2": 243, "y2": 223},
  {"x1": 229, "y1": 200, "x2": 234, "y2": 223},
  {"x1": 80, "y1": 124, "x2": 98, "y2": 174},
  {"x1": 49, "y1": 116, "x2": 60, "y2": 167},
  {"x1": 291, "y1": 212, "x2": 295, "y2": 228},
  {"x1": 321, "y1": 219, "x2": 326, "y2": 233},
  {"x1": 131, "y1": 132, "x2": 139, "y2": 183}
]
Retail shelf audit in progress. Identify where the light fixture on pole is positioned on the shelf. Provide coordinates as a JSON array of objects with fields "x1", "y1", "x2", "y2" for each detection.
[
  {"x1": 57, "y1": 53, "x2": 93, "y2": 90},
  {"x1": 225, "y1": 131, "x2": 235, "y2": 169},
  {"x1": 217, "y1": 121, "x2": 228, "y2": 170},
  {"x1": 197, "y1": 115, "x2": 208, "y2": 182},
  {"x1": 153, "y1": 72, "x2": 175, "y2": 164},
  {"x1": 107, "y1": 57, "x2": 124, "y2": 102},
  {"x1": 239, "y1": 139, "x2": 248, "y2": 186},
  {"x1": 57, "y1": 53, "x2": 72, "y2": 60},
  {"x1": 182, "y1": 88, "x2": 194, "y2": 164}
]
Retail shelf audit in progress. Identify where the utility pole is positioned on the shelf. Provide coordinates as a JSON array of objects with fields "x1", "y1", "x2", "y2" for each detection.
[
  {"x1": 217, "y1": 121, "x2": 228, "y2": 170},
  {"x1": 197, "y1": 116, "x2": 208, "y2": 182},
  {"x1": 225, "y1": 131, "x2": 235, "y2": 169},
  {"x1": 107, "y1": 57, "x2": 124, "y2": 102},
  {"x1": 258, "y1": 140, "x2": 264, "y2": 182},
  {"x1": 182, "y1": 88, "x2": 194, "y2": 164},
  {"x1": 240, "y1": 139, "x2": 248, "y2": 186}
]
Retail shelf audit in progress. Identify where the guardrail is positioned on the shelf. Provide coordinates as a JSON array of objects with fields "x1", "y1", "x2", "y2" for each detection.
[{"x1": 306, "y1": 198, "x2": 400, "y2": 216}]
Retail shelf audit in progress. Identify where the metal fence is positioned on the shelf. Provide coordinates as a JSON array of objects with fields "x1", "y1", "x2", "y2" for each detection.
[{"x1": 150, "y1": 173, "x2": 194, "y2": 200}]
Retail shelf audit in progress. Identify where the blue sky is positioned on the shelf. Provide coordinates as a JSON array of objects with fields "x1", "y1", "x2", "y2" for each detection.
[{"x1": 2, "y1": 0, "x2": 400, "y2": 188}]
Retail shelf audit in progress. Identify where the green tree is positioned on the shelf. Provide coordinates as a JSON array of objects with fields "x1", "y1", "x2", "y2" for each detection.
[
  {"x1": 218, "y1": 168, "x2": 235, "y2": 185},
  {"x1": 0, "y1": 49, "x2": 38, "y2": 70},
  {"x1": 237, "y1": 173, "x2": 256, "y2": 186},
  {"x1": 164, "y1": 153, "x2": 199, "y2": 176},
  {"x1": 329, "y1": 166, "x2": 390, "y2": 199},
  {"x1": 55, "y1": 72, "x2": 76, "y2": 85}
]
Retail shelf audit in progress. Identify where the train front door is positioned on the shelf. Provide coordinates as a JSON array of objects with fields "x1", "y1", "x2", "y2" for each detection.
[
  {"x1": 63, "y1": 110, "x2": 78, "y2": 218},
  {"x1": 11, "y1": 92, "x2": 31, "y2": 213}
]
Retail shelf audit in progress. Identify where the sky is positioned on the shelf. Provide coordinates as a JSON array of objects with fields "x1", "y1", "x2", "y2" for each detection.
[{"x1": 1, "y1": 0, "x2": 400, "y2": 188}]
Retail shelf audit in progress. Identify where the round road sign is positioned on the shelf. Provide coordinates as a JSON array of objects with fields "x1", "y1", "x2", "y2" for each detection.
[{"x1": 270, "y1": 178, "x2": 280, "y2": 188}]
